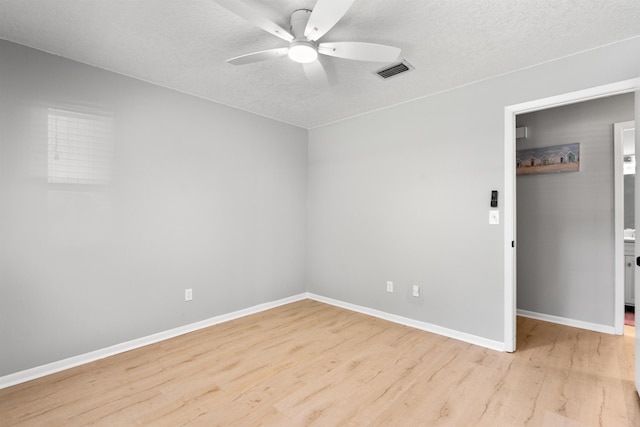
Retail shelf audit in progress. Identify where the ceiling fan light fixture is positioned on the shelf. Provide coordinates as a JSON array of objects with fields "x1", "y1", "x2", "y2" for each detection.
[
  {"x1": 288, "y1": 41, "x2": 318, "y2": 63},
  {"x1": 220, "y1": 0, "x2": 401, "y2": 85}
]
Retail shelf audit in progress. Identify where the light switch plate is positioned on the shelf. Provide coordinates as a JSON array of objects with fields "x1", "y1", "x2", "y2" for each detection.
[{"x1": 489, "y1": 210, "x2": 499, "y2": 225}]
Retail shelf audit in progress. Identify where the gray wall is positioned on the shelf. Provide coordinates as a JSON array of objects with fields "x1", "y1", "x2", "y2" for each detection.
[
  {"x1": 0, "y1": 40, "x2": 308, "y2": 376},
  {"x1": 516, "y1": 95, "x2": 634, "y2": 326},
  {"x1": 2, "y1": 36, "x2": 640, "y2": 377},
  {"x1": 307, "y1": 37, "x2": 640, "y2": 343}
]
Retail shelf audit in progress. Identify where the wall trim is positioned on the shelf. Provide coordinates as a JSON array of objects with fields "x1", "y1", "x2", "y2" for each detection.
[
  {"x1": 517, "y1": 309, "x2": 616, "y2": 335},
  {"x1": 0, "y1": 293, "x2": 308, "y2": 390},
  {"x1": 307, "y1": 293, "x2": 506, "y2": 352}
]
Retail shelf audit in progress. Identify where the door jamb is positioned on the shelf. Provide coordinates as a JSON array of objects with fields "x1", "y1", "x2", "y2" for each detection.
[{"x1": 614, "y1": 120, "x2": 636, "y2": 334}]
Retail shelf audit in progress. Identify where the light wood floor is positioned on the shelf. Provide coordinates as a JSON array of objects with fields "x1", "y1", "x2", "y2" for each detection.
[{"x1": 1, "y1": 299, "x2": 639, "y2": 426}]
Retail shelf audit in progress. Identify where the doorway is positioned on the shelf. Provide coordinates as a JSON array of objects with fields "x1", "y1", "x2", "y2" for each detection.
[
  {"x1": 503, "y1": 78, "x2": 640, "y2": 352},
  {"x1": 514, "y1": 95, "x2": 634, "y2": 337}
]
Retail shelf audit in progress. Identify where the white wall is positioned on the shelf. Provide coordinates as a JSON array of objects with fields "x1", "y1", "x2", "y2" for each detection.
[
  {"x1": 0, "y1": 40, "x2": 308, "y2": 376},
  {"x1": 307, "y1": 37, "x2": 640, "y2": 343},
  {"x1": 516, "y1": 94, "x2": 635, "y2": 326}
]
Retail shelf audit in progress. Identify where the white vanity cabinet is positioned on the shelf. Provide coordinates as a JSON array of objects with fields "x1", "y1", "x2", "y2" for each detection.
[{"x1": 625, "y1": 242, "x2": 635, "y2": 306}]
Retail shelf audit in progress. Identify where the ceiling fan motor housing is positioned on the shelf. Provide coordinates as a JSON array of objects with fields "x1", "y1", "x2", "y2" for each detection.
[
  {"x1": 288, "y1": 9, "x2": 317, "y2": 63},
  {"x1": 290, "y1": 9, "x2": 312, "y2": 38}
]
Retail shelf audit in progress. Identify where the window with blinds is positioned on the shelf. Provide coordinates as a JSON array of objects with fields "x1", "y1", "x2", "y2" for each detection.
[{"x1": 47, "y1": 108, "x2": 114, "y2": 185}]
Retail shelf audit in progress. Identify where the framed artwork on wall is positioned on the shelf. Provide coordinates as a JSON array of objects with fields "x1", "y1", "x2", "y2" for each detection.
[{"x1": 516, "y1": 143, "x2": 580, "y2": 176}]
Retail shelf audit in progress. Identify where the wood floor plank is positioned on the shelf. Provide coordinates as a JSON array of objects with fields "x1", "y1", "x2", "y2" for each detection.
[{"x1": 1, "y1": 299, "x2": 639, "y2": 426}]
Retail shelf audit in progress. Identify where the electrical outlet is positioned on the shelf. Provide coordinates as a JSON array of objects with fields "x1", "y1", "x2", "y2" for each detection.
[
  {"x1": 412, "y1": 285, "x2": 420, "y2": 297},
  {"x1": 185, "y1": 288, "x2": 193, "y2": 301},
  {"x1": 386, "y1": 281, "x2": 394, "y2": 293}
]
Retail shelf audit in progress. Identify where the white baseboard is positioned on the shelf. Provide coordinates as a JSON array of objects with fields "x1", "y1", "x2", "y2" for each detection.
[
  {"x1": 2, "y1": 292, "x2": 510, "y2": 389},
  {"x1": 0, "y1": 293, "x2": 307, "y2": 390},
  {"x1": 307, "y1": 293, "x2": 506, "y2": 352},
  {"x1": 517, "y1": 309, "x2": 616, "y2": 334}
]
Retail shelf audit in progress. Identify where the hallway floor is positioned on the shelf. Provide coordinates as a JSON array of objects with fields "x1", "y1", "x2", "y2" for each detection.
[{"x1": 626, "y1": 305, "x2": 635, "y2": 327}]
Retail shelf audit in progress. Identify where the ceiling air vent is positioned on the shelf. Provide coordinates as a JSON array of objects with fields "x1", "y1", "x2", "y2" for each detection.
[{"x1": 375, "y1": 60, "x2": 414, "y2": 80}]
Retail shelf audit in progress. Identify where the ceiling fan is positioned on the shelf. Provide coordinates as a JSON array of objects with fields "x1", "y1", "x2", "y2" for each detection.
[{"x1": 216, "y1": 0, "x2": 401, "y2": 86}]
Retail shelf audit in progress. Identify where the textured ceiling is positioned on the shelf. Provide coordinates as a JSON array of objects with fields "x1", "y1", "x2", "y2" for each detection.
[{"x1": 1, "y1": 0, "x2": 640, "y2": 129}]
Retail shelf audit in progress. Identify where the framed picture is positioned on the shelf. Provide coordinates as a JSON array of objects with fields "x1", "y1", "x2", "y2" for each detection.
[{"x1": 516, "y1": 143, "x2": 580, "y2": 176}]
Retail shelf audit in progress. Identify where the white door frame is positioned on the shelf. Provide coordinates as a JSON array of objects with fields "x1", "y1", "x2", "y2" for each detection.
[
  {"x1": 613, "y1": 120, "x2": 635, "y2": 335},
  {"x1": 614, "y1": 120, "x2": 636, "y2": 335},
  {"x1": 503, "y1": 78, "x2": 640, "y2": 352}
]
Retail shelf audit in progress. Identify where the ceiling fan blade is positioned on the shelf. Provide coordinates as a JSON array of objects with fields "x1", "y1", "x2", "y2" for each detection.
[
  {"x1": 303, "y1": 60, "x2": 330, "y2": 87},
  {"x1": 227, "y1": 48, "x2": 289, "y2": 65},
  {"x1": 318, "y1": 42, "x2": 401, "y2": 62},
  {"x1": 216, "y1": 0, "x2": 293, "y2": 42},
  {"x1": 304, "y1": 0, "x2": 356, "y2": 41}
]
